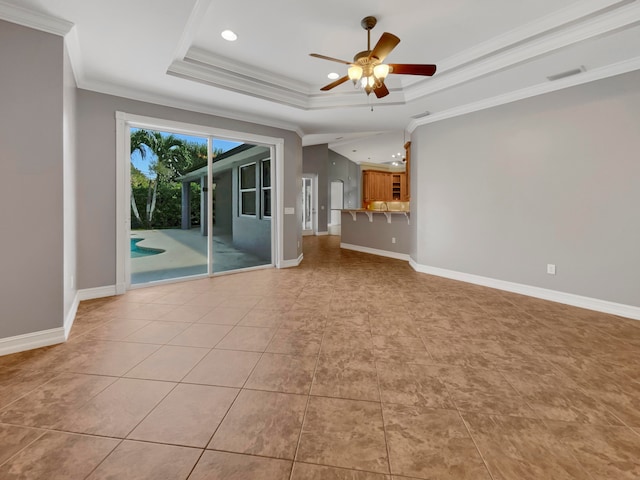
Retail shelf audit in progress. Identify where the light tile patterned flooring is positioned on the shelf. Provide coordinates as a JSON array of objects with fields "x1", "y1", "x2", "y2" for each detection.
[{"x1": 0, "y1": 236, "x2": 639, "y2": 479}]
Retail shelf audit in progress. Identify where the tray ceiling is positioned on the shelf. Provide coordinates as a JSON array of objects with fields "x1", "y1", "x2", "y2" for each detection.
[{"x1": 1, "y1": 0, "x2": 638, "y2": 162}]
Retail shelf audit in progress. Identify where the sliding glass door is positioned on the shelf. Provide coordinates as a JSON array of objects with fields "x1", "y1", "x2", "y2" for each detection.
[
  {"x1": 129, "y1": 128, "x2": 208, "y2": 284},
  {"x1": 128, "y1": 128, "x2": 273, "y2": 285},
  {"x1": 210, "y1": 141, "x2": 272, "y2": 274}
]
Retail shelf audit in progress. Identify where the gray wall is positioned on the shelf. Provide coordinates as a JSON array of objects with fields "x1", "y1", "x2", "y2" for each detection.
[
  {"x1": 0, "y1": 21, "x2": 65, "y2": 338},
  {"x1": 302, "y1": 146, "x2": 361, "y2": 233},
  {"x1": 76, "y1": 89, "x2": 302, "y2": 289},
  {"x1": 302, "y1": 144, "x2": 328, "y2": 233},
  {"x1": 412, "y1": 70, "x2": 640, "y2": 307},
  {"x1": 341, "y1": 212, "x2": 410, "y2": 255},
  {"x1": 213, "y1": 170, "x2": 232, "y2": 235},
  {"x1": 231, "y1": 152, "x2": 272, "y2": 260},
  {"x1": 328, "y1": 149, "x2": 361, "y2": 208}
]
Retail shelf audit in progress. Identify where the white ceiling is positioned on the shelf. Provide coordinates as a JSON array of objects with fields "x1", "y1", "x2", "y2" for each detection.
[{"x1": 1, "y1": 0, "x2": 639, "y2": 163}]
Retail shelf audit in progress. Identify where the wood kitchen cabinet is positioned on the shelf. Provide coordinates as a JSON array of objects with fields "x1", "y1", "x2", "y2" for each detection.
[
  {"x1": 391, "y1": 173, "x2": 407, "y2": 201},
  {"x1": 362, "y1": 170, "x2": 408, "y2": 204}
]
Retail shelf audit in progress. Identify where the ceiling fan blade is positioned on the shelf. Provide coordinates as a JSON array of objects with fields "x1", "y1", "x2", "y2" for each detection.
[
  {"x1": 374, "y1": 83, "x2": 389, "y2": 98},
  {"x1": 369, "y1": 32, "x2": 400, "y2": 62},
  {"x1": 309, "y1": 53, "x2": 352, "y2": 65},
  {"x1": 388, "y1": 64, "x2": 437, "y2": 76},
  {"x1": 320, "y1": 75, "x2": 349, "y2": 91}
]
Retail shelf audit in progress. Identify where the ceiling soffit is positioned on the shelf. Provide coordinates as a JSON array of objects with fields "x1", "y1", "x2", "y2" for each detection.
[
  {"x1": 1, "y1": 0, "x2": 639, "y2": 141},
  {"x1": 167, "y1": 0, "x2": 640, "y2": 110}
]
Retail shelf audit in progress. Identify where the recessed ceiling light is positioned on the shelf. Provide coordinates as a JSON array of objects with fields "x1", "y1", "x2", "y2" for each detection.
[
  {"x1": 221, "y1": 30, "x2": 238, "y2": 42},
  {"x1": 392, "y1": 154, "x2": 396, "y2": 158},
  {"x1": 328, "y1": 72, "x2": 339, "y2": 80}
]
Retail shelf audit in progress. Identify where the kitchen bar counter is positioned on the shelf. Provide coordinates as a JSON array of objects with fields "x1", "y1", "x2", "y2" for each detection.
[
  {"x1": 342, "y1": 208, "x2": 410, "y2": 224},
  {"x1": 340, "y1": 208, "x2": 411, "y2": 260}
]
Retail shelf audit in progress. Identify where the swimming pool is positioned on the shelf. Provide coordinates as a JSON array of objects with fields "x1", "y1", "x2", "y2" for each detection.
[{"x1": 130, "y1": 238, "x2": 165, "y2": 258}]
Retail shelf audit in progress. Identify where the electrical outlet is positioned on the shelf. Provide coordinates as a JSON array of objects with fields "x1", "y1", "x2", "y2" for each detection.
[
  {"x1": 547, "y1": 264, "x2": 556, "y2": 275},
  {"x1": 392, "y1": 237, "x2": 396, "y2": 244}
]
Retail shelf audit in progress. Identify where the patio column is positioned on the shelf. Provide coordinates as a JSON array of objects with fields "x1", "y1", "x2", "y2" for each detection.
[
  {"x1": 181, "y1": 181, "x2": 191, "y2": 230},
  {"x1": 201, "y1": 175, "x2": 208, "y2": 236}
]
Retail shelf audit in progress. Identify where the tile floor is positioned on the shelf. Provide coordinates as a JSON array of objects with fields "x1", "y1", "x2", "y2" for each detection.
[{"x1": 0, "y1": 236, "x2": 639, "y2": 479}]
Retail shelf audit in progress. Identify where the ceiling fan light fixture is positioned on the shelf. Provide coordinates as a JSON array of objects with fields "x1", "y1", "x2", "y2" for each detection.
[
  {"x1": 348, "y1": 65, "x2": 363, "y2": 85},
  {"x1": 310, "y1": 16, "x2": 436, "y2": 100},
  {"x1": 373, "y1": 63, "x2": 389, "y2": 80}
]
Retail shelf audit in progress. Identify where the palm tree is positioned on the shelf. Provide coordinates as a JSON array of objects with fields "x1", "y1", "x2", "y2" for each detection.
[
  {"x1": 129, "y1": 129, "x2": 149, "y2": 225},
  {"x1": 130, "y1": 129, "x2": 190, "y2": 227},
  {"x1": 185, "y1": 141, "x2": 209, "y2": 165}
]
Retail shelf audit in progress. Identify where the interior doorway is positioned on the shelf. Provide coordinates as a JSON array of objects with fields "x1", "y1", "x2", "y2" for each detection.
[
  {"x1": 329, "y1": 180, "x2": 344, "y2": 236},
  {"x1": 302, "y1": 175, "x2": 316, "y2": 236}
]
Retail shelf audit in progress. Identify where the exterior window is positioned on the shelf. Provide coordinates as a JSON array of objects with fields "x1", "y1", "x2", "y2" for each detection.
[
  {"x1": 262, "y1": 159, "x2": 271, "y2": 218},
  {"x1": 240, "y1": 163, "x2": 256, "y2": 216}
]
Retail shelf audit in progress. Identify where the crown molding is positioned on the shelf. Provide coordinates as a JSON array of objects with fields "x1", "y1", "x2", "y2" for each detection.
[
  {"x1": 78, "y1": 78, "x2": 305, "y2": 137},
  {"x1": 408, "y1": 55, "x2": 640, "y2": 133},
  {"x1": 4, "y1": 0, "x2": 637, "y2": 138},
  {"x1": 168, "y1": 58, "x2": 310, "y2": 109},
  {"x1": 186, "y1": 47, "x2": 311, "y2": 94},
  {"x1": 0, "y1": 0, "x2": 83, "y2": 86},
  {"x1": 170, "y1": 51, "x2": 407, "y2": 110},
  {"x1": 435, "y1": 0, "x2": 630, "y2": 73},
  {"x1": 306, "y1": 89, "x2": 406, "y2": 110},
  {"x1": 168, "y1": 0, "x2": 638, "y2": 112},
  {"x1": 0, "y1": 0, "x2": 73, "y2": 36},
  {"x1": 171, "y1": 0, "x2": 214, "y2": 62},
  {"x1": 64, "y1": 26, "x2": 83, "y2": 86},
  {"x1": 405, "y1": 0, "x2": 640, "y2": 102}
]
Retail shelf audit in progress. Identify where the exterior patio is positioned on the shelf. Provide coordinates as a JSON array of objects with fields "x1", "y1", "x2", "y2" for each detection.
[{"x1": 131, "y1": 228, "x2": 270, "y2": 284}]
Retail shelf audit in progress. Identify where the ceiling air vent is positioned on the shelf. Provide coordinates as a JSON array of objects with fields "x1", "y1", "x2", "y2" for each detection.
[
  {"x1": 547, "y1": 66, "x2": 586, "y2": 81},
  {"x1": 411, "y1": 111, "x2": 431, "y2": 119}
]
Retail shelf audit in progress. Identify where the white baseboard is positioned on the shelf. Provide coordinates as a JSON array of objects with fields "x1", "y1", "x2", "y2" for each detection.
[
  {"x1": 316, "y1": 231, "x2": 329, "y2": 236},
  {"x1": 280, "y1": 254, "x2": 303, "y2": 268},
  {"x1": 341, "y1": 243, "x2": 410, "y2": 261},
  {"x1": 0, "y1": 327, "x2": 66, "y2": 357},
  {"x1": 1, "y1": 290, "x2": 83, "y2": 356},
  {"x1": 409, "y1": 259, "x2": 640, "y2": 321},
  {"x1": 78, "y1": 285, "x2": 119, "y2": 301},
  {"x1": 64, "y1": 291, "x2": 80, "y2": 339}
]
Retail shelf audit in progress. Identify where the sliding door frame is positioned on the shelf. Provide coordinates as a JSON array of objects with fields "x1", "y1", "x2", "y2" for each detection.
[{"x1": 115, "y1": 111, "x2": 284, "y2": 293}]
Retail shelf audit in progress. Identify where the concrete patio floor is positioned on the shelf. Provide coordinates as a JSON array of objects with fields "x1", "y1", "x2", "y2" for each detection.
[{"x1": 131, "y1": 228, "x2": 270, "y2": 284}]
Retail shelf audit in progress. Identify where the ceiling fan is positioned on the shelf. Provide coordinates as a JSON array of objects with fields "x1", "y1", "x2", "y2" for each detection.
[{"x1": 310, "y1": 16, "x2": 437, "y2": 98}]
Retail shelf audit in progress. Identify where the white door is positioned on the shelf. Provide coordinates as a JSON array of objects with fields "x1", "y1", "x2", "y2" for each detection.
[
  {"x1": 302, "y1": 176, "x2": 314, "y2": 236},
  {"x1": 329, "y1": 180, "x2": 344, "y2": 235}
]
